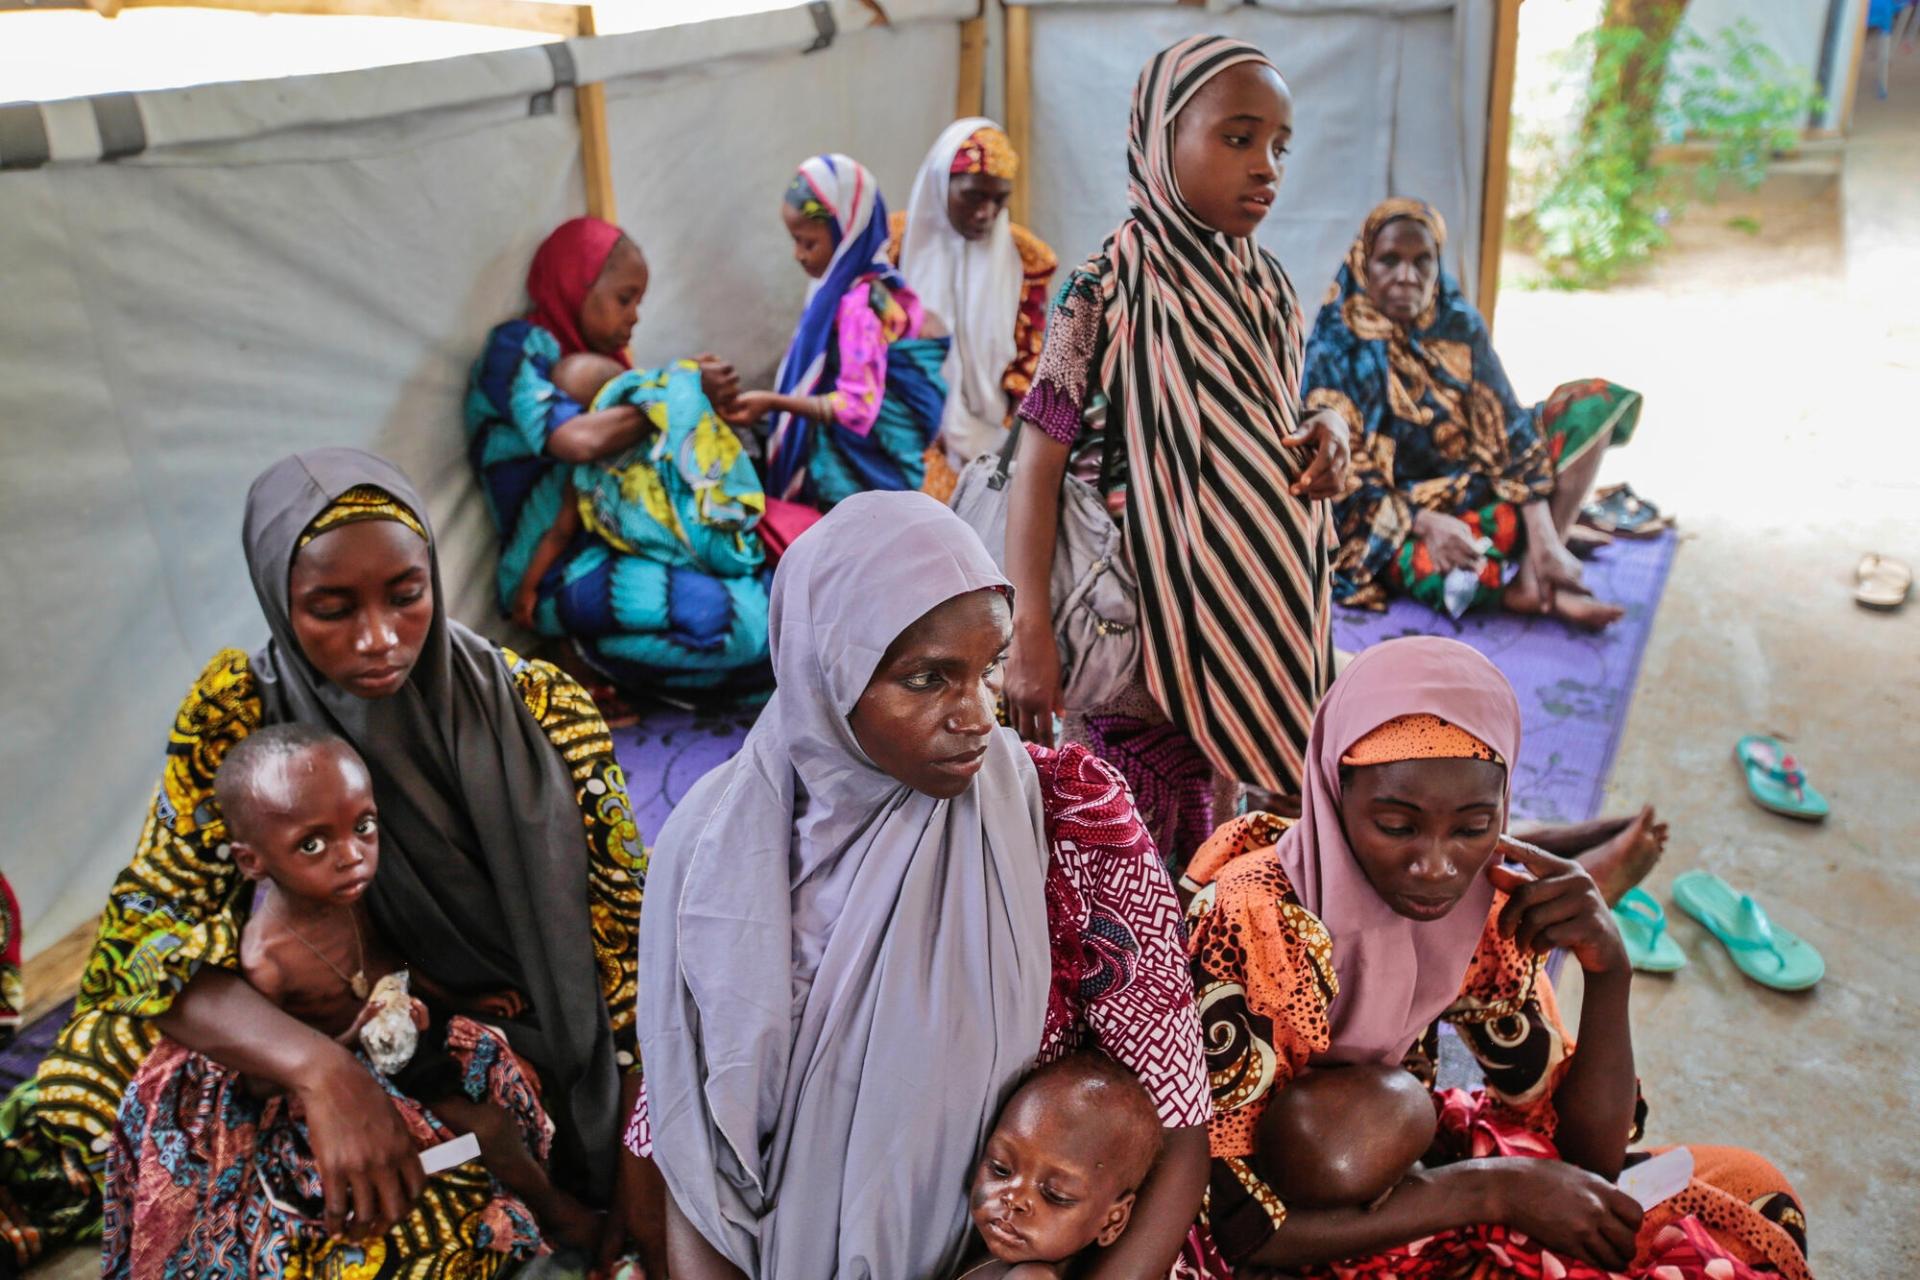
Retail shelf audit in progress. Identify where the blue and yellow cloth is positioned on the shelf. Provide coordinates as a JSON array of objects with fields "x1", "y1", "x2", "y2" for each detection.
[{"x1": 466, "y1": 321, "x2": 770, "y2": 692}]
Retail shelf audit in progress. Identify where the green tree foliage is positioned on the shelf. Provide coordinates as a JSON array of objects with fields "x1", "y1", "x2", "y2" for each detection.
[{"x1": 1518, "y1": 18, "x2": 1823, "y2": 290}]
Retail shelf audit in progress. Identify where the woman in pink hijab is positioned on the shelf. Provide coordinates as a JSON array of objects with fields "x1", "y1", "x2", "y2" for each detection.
[{"x1": 1178, "y1": 637, "x2": 1812, "y2": 1280}]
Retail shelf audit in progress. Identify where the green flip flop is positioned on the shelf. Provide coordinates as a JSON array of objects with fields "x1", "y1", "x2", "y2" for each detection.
[
  {"x1": 1670, "y1": 871, "x2": 1824, "y2": 991},
  {"x1": 1735, "y1": 734, "x2": 1829, "y2": 821},
  {"x1": 1612, "y1": 887, "x2": 1686, "y2": 972}
]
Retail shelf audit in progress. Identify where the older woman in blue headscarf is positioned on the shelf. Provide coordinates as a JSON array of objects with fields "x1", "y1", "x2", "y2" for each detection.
[
  {"x1": 1304, "y1": 199, "x2": 1644, "y2": 630},
  {"x1": 723, "y1": 154, "x2": 951, "y2": 509}
]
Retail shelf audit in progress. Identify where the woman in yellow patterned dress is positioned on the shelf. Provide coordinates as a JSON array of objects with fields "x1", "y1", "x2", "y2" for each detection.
[{"x1": 0, "y1": 449, "x2": 661, "y2": 1277}]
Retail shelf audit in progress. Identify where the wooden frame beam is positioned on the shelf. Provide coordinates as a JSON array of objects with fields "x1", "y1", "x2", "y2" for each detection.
[
  {"x1": 957, "y1": 11, "x2": 987, "y2": 120},
  {"x1": 573, "y1": 3, "x2": 617, "y2": 223},
  {"x1": 1840, "y1": 0, "x2": 1870, "y2": 134},
  {"x1": 1003, "y1": 1, "x2": 1032, "y2": 225},
  {"x1": 1477, "y1": 0, "x2": 1522, "y2": 335}
]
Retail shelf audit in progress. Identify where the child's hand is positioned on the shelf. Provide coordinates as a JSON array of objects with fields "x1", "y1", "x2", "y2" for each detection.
[
  {"x1": 510, "y1": 582, "x2": 540, "y2": 631},
  {"x1": 696, "y1": 352, "x2": 741, "y2": 409},
  {"x1": 332, "y1": 1000, "x2": 379, "y2": 1049}
]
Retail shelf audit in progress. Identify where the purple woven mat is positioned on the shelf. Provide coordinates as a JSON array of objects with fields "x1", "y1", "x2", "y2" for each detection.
[
  {"x1": 612, "y1": 705, "x2": 760, "y2": 842},
  {"x1": 1331, "y1": 530, "x2": 1678, "y2": 824},
  {"x1": 0, "y1": 1000, "x2": 71, "y2": 1096}
]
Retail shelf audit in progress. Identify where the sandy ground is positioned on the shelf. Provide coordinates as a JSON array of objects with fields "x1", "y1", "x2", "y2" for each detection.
[{"x1": 1492, "y1": 55, "x2": 1920, "y2": 1280}]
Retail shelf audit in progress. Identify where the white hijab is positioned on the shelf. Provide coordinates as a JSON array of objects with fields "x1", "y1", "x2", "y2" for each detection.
[{"x1": 898, "y1": 117, "x2": 1027, "y2": 468}]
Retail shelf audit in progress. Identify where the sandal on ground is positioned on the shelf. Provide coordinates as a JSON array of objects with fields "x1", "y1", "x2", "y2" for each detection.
[
  {"x1": 1670, "y1": 870, "x2": 1824, "y2": 991},
  {"x1": 1613, "y1": 887, "x2": 1687, "y2": 972},
  {"x1": 1854, "y1": 552, "x2": 1912, "y2": 611},
  {"x1": 1734, "y1": 734, "x2": 1829, "y2": 821},
  {"x1": 1579, "y1": 483, "x2": 1668, "y2": 539}
]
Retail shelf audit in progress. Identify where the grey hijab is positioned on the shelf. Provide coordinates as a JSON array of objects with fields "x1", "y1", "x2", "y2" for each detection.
[
  {"x1": 243, "y1": 448, "x2": 620, "y2": 1197},
  {"x1": 636, "y1": 490, "x2": 1052, "y2": 1279}
]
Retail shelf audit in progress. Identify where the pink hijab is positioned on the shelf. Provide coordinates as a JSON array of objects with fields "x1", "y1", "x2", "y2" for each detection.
[{"x1": 1275, "y1": 637, "x2": 1522, "y2": 1065}]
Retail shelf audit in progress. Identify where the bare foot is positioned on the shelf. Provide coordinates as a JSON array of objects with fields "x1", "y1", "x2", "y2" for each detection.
[
  {"x1": 1550, "y1": 590, "x2": 1625, "y2": 631},
  {"x1": 1501, "y1": 575, "x2": 1547, "y2": 616},
  {"x1": 1574, "y1": 805, "x2": 1668, "y2": 905}
]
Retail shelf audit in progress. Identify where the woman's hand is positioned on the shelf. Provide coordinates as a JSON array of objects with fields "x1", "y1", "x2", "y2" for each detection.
[
  {"x1": 1283, "y1": 410, "x2": 1353, "y2": 500},
  {"x1": 1411, "y1": 509, "x2": 1485, "y2": 574},
  {"x1": 595, "y1": 1142, "x2": 669, "y2": 1280},
  {"x1": 1003, "y1": 612, "x2": 1062, "y2": 746},
  {"x1": 296, "y1": 1045, "x2": 428, "y2": 1241},
  {"x1": 1488, "y1": 838, "x2": 1629, "y2": 976},
  {"x1": 716, "y1": 390, "x2": 778, "y2": 428},
  {"x1": 1523, "y1": 528, "x2": 1585, "y2": 602},
  {"x1": 1483, "y1": 1157, "x2": 1644, "y2": 1272}
]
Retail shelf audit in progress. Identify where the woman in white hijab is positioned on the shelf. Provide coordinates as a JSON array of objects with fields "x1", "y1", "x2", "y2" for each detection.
[
  {"x1": 633, "y1": 491, "x2": 1209, "y2": 1280},
  {"x1": 890, "y1": 118, "x2": 1058, "y2": 500}
]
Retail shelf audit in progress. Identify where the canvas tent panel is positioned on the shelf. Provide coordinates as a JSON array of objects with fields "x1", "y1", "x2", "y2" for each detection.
[
  {"x1": 600, "y1": 17, "x2": 962, "y2": 381},
  {"x1": 0, "y1": 103, "x2": 582, "y2": 949},
  {"x1": 0, "y1": 6, "x2": 969, "y2": 954},
  {"x1": 1021, "y1": 1, "x2": 1488, "y2": 311}
]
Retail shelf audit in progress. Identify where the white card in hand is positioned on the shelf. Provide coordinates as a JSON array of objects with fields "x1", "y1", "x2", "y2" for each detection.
[
  {"x1": 1617, "y1": 1147, "x2": 1693, "y2": 1209},
  {"x1": 419, "y1": 1132, "x2": 482, "y2": 1175}
]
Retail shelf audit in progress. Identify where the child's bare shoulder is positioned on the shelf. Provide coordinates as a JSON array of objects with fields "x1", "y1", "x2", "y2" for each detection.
[{"x1": 237, "y1": 916, "x2": 290, "y2": 1003}]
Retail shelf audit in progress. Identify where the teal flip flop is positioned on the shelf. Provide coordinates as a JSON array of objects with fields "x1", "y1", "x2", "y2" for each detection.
[
  {"x1": 1670, "y1": 871, "x2": 1824, "y2": 991},
  {"x1": 1735, "y1": 735, "x2": 1829, "y2": 821},
  {"x1": 1612, "y1": 887, "x2": 1686, "y2": 972}
]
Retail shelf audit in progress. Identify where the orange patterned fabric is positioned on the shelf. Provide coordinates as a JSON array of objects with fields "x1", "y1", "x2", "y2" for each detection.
[
  {"x1": 1339, "y1": 711, "x2": 1501, "y2": 768},
  {"x1": 1179, "y1": 816, "x2": 1811, "y2": 1278},
  {"x1": 950, "y1": 125, "x2": 1018, "y2": 180}
]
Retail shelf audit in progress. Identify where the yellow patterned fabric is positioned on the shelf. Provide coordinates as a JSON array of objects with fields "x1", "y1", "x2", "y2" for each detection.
[
  {"x1": 0, "y1": 646, "x2": 643, "y2": 1265},
  {"x1": 296, "y1": 484, "x2": 429, "y2": 548}
]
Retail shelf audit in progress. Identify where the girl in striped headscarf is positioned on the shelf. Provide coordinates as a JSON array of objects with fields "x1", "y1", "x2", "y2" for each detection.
[
  {"x1": 726, "y1": 154, "x2": 951, "y2": 509},
  {"x1": 1003, "y1": 36, "x2": 1350, "y2": 865}
]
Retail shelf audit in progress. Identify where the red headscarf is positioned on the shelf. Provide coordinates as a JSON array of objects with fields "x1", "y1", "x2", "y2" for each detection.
[{"x1": 525, "y1": 216, "x2": 630, "y2": 367}]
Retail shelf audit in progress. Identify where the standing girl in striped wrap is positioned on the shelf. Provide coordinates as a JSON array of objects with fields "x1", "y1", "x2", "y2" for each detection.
[{"x1": 1003, "y1": 36, "x2": 1351, "y2": 867}]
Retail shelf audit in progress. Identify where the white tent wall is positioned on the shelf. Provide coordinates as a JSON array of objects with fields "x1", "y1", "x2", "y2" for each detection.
[
  {"x1": 0, "y1": 0, "x2": 966, "y2": 956},
  {"x1": 1017, "y1": 0, "x2": 1493, "y2": 309},
  {"x1": 590, "y1": 9, "x2": 967, "y2": 382}
]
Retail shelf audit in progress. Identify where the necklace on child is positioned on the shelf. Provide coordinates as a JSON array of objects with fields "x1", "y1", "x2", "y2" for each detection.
[{"x1": 282, "y1": 906, "x2": 370, "y2": 1000}]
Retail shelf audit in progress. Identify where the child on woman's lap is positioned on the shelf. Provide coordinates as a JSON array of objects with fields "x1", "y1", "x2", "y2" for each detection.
[
  {"x1": 217, "y1": 723, "x2": 600, "y2": 1249},
  {"x1": 958, "y1": 1052, "x2": 1165, "y2": 1279},
  {"x1": 1257, "y1": 1063, "x2": 1438, "y2": 1212}
]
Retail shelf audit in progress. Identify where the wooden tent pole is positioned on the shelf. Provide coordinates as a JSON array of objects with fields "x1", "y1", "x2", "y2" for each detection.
[
  {"x1": 1004, "y1": 1, "x2": 1032, "y2": 224},
  {"x1": 957, "y1": 10, "x2": 987, "y2": 119},
  {"x1": 574, "y1": 3, "x2": 617, "y2": 223},
  {"x1": 1477, "y1": 0, "x2": 1522, "y2": 334}
]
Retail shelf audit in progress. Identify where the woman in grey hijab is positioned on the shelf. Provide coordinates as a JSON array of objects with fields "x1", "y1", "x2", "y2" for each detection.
[
  {"x1": 1, "y1": 449, "x2": 663, "y2": 1273},
  {"x1": 634, "y1": 490, "x2": 1211, "y2": 1280}
]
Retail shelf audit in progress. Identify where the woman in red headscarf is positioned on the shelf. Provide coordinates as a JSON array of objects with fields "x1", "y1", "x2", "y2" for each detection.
[{"x1": 467, "y1": 218, "x2": 771, "y2": 701}]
